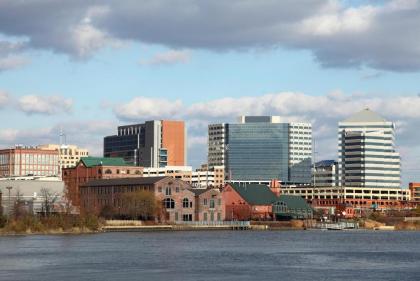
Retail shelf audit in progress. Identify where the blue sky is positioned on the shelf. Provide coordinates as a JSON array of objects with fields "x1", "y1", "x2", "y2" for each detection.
[{"x1": 1, "y1": 0, "x2": 420, "y2": 185}]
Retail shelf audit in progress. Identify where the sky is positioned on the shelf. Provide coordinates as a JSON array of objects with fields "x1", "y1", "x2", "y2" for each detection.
[{"x1": 1, "y1": 0, "x2": 420, "y2": 186}]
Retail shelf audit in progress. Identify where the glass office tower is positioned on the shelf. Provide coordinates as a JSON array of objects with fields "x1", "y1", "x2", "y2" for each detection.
[
  {"x1": 227, "y1": 122, "x2": 290, "y2": 181},
  {"x1": 209, "y1": 116, "x2": 312, "y2": 184}
]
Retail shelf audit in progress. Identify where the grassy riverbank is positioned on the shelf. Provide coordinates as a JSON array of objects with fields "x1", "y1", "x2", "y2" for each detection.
[{"x1": 0, "y1": 214, "x2": 103, "y2": 235}]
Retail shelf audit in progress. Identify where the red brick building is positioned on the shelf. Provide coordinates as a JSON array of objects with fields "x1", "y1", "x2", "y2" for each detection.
[
  {"x1": 62, "y1": 157, "x2": 143, "y2": 207},
  {"x1": 409, "y1": 183, "x2": 420, "y2": 203},
  {"x1": 192, "y1": 188, "x2": 225, "y2": 222},
  {"x1": 80, "y1": 176, "x2": 197, "y2": 222},
  {"x1": 0, "y1": 146, "x2": 59, "y2": 177},
  {"x1": 222, "y1": 183, "x2": 278, "y2": 220}
]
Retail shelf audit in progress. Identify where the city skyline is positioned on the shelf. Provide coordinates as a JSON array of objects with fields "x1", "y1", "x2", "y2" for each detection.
[{"x1": 1, "y1": 1, "x2": 420, "y2": 186}]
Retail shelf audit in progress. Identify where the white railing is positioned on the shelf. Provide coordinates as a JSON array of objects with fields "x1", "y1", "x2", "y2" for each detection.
[{"x1": 175, "y1": 221, "x2": 250, "y2": 227}]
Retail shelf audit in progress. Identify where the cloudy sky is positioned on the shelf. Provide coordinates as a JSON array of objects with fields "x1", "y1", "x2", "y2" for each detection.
[{"x1": 1, "y1": 0, "x2": 420, "y2": 185}]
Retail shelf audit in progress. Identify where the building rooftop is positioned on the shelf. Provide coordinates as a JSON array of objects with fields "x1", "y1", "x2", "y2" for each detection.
[
  {"x1": 79, "y1": 157, "x2": 129, "y2": 167},
  {"x1": 277, "y1": 195, "x2": 313, "y2": 211},
  {"x1": 315, "y1": 160, "x2": 337, "y2": 168},
  {"x1": 229, "y1": 183, "x2": 278, "y2": 205},
  {"x1": 81, "y1": 176, "x2": 168, "y2": 187},
  {"x1": 342, "y1": 108, "x2": 387, "y2": 123}
]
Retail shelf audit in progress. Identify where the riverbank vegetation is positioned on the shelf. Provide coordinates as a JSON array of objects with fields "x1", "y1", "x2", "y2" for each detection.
[{"x1": 0, "y1": 214, "x2": 102, "y2": 235}]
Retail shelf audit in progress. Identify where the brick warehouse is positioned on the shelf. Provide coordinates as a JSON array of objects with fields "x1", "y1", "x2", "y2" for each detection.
[
  {"x1": 63, "y1": 157, "x2": 143, "y2": 207},
  {"x1": 79, "y1": 176, "x2": 225, "y2": 223}
]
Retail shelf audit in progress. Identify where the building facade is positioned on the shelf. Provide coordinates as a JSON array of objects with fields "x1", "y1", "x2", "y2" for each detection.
[
  {"x1": 80, "y1": 177, "x2": 203, "y2": 223},
  {"x1": 208, "y1": 116, "x2": 312, "y2": 184},
  {"x1": 314, "y1": 160, "x2": 339, "y2": 187},
  {"x1": 280, "y1": 185, "x2": 410, "y2": 211},
  {"x1": 62, "y1": 157, "x2": 144, "y2": 207},
  {"x1": 208, "y1": 123, "x2": 227, "y2": 169},
  {"x1": 192, "y1": 188, "x2": 225, "y2": 222},
  {"x1": 0, "y1": 178, "x2": 66, "y2": 216},
  {"x1": 409, "y1": 182, "x2": 420, "y2": 203},
  {"x1": 0, "y1": 146, "x2": 59, "y2": 177},
  {"x1": 104, "y1": 120, "x2": 186, "y2": 168},
  {"x1": 38, "y1": 144, "x2": 89, "y2": 169},
  {"x1": 338, "y1": 109, "x2": 401, "y2": 188}
]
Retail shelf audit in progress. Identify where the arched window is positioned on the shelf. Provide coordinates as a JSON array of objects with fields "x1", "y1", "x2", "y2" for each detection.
[
  {"x1": 135, "y1": 170, "x2": 141, "y2": 175},
  {"x1": 163, "y1": 198, "x2": 175, "y2": 209},
  {"x1": 165, "y1": 187, "x2": 172, "y2": 196},
  {"x1": 183, "y1": 198, "x2": 190, "y2": 208},
  {"x1": 116, "y1": 169, "x2": 120, "y2": 174},
  {"x1": 105, "y1": 169, "x2": 112, "y2": 174}
]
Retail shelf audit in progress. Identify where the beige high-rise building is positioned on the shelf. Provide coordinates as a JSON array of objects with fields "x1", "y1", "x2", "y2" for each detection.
[{"x1": 37, "y1": 144, "x2": 89, "y2": 169}]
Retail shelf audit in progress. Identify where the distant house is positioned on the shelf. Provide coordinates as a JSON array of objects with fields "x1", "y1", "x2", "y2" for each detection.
[
  {"x1": 222, "y1": 183, "x2": 278, "y2": 220},
  {"x1": 273, "y1": 195, "x2": 313, "y2": 220}
]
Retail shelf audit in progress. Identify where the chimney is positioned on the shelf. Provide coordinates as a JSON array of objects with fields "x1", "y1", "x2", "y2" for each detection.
[{"x1": 270, "y1": 179, "x2": 281, "y2": 197}]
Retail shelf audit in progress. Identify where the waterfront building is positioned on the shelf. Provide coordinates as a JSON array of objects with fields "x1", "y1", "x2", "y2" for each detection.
[
  {"x1": 314, "y1": 160, "x2": 339, "y2": 187},
  {"x1": 280, "y1": 185, "x2": 411, "y2": 211},
  {"x1": 272, "y1": 195, "x2": 313, "y2": 220},
  {"x1": 104, "y1": 120, "x2": 186, "y2": 167},
  {"x1": 409, "y1": 183, "x2": 420, "y2": 203},
  {"x1": 80, "y1": 177, "x2": 198, "y2": 222},
  {"x1": 0, "y1": 178, "x2": 66, "y2": 216},
  {"x1": 222, "y1": 183, "x2": 278, "y2": 220},
  {"x1": 62, "y1": 157, "x2": 143, "y2": 207},
  {"x1": 0, "y1": 146, "x2": 59, "y2": 177},
  {"x1": 222, "y1": 182, "x2": 312, "y2": 220},
  {"x1": 338, "y1": 109, "x2": 401, "y2": 188},
  {"x1": 37, "y1": 144, "x2": 89, "y2": 169},
  {"x1": 209, "y1": 116, "x2": 312, "y2": 184},
  {"x1": 191, "y1": 188, "x2": 225, "y2": 222}
]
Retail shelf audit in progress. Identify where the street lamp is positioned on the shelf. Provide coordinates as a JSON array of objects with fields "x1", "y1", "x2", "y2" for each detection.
[{"x1": 6, "y1": 186, "x2": 13, "y2": 218}]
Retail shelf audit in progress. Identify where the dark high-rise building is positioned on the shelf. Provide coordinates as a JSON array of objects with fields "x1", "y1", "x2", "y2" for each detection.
[{"x1": 104, "y1": 120, "x2": 186, "y2": 168}]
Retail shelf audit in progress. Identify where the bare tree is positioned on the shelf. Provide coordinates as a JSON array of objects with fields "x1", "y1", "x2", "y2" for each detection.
[
  {"x1": 40, "y1": 188, "x2": 59, "y2": 217},
  {"x1": 120, "y1": 190, "x2": 159, "y2": 220},
  {"x1": 13, "y1": 188, "x2": 27, "y2": 219}
]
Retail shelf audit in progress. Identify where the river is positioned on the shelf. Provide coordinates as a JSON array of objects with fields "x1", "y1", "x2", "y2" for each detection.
[{"x1": 1, "y1": 230, "x2": 420, "y2": 281}]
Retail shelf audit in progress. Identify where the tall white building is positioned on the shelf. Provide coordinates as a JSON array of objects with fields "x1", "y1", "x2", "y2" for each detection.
[
  {"x1": 338, "y1": 108, "x2": 401, "y2": 188},
  {"x1": 208, "y1": 123, "x2": 227, "y2": 169}
]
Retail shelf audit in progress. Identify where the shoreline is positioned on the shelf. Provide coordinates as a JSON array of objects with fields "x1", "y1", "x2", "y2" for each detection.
[{"x1": 2, "y1": 225, "x2": 419, "y2": 236}]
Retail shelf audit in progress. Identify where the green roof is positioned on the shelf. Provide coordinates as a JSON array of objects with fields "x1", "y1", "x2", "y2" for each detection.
[
  {"x1": 276, "y1": 195, "x2": 312, "y2": 211},
  {"x1": 79, "y1": 157, "x2": 129, "y2": 167},
  {"x1": 229, "y1": 183, "x2": 278, "y2": 205}
]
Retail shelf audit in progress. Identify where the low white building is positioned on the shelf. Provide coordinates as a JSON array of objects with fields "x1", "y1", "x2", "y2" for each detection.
[{"x1": 0, "y1": 177, "x2": 67, "y2": 216}]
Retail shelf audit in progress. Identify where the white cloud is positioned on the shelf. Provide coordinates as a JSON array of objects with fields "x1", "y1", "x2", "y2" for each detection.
[
  {"x1": 113, "y1": 92, "x2": 420, "y2": 185},
  {"x1": 1, "y1": 1, "x2": 420, "y2": 71},
  {"x1": 18, "y1": 95, "x2": 73, "y2": 115},
  {"x1": 0, "y1": 91, "x2": 10, "y2": 107},
  {"x1": 0, "y1": 120, "x2": 116, "y2": 156},
  {"x1": 0, "y1": 55, "x2": 30, "y2": 71},
  {"x1": 140, "y1": 50, "x2": 191, "y2": 66},
  {"x1": 114, "y1": 96, "x2": 183, "y2": 121}
]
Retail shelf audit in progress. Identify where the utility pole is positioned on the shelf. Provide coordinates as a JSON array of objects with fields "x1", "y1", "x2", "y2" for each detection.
[{"x1": 6, "y1": 186, "x2": 13, "y2": 219}]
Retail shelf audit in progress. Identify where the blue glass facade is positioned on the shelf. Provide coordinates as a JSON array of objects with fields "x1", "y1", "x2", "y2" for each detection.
[{"x1": 227, "y1": 123, "x2": 289, "y2": 181}]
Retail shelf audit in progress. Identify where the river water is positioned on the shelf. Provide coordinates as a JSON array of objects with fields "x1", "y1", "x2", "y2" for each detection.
[{"x1": 0, "y1": 230, "x2": 419, "y2": 281}]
